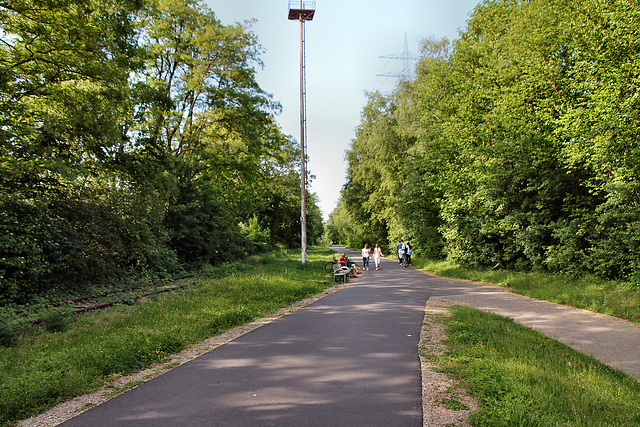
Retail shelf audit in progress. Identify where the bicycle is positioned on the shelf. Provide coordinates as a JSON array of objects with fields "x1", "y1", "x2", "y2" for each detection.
[
  {"x1": 397, "y1": 251, "x2": 409, "y2": 268},
  {"x1": 323, "y1": 254, "x2": 340, "y2": 272}
]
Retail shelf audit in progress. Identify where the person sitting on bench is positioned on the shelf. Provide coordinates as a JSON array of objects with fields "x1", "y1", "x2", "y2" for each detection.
[{"x1": 339, "y1": 253, "x2": 360, "y2": 276}]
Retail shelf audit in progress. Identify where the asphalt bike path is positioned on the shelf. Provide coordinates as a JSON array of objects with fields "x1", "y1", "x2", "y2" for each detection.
[
  {"x1": 62, "y1": 246, "x2": 640, "y2": 426},
  {"x1": 62, "y1": 248, "x2": 436, "y2": 426}
]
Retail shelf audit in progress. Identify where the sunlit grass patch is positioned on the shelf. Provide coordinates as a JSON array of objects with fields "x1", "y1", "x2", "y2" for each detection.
[{"x1": 433, "y1": 305, "x2": 640, "y2": 426}]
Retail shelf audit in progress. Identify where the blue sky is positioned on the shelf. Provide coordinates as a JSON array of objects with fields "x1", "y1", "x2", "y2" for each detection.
[{"x1": 205, "y1": 0, "x2": 482, "y2": 220}]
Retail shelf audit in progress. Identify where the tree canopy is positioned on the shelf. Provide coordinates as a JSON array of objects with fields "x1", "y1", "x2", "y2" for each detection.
[
  {"x1": 0, "y1": 0, "x2": 322, "y2": 304},
  {"x1": 336, "y1": 0, "x2": 640, "y2": 281}
]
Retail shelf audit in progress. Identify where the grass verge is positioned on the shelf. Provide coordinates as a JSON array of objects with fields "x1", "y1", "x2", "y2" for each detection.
[
  {"x1": 0, "y1": 247, "x2": 336, "y2": 426},
  {"x1": 428, "y1": 305, "x2": 640, "y2": 426},
  {"x1": 412, "y1": 258, "x2": 640, "y2": 323}
]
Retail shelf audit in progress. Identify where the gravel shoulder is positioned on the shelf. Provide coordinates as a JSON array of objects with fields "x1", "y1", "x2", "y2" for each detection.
[{"x1": 420, "y1": 298, "x2": 477, "y2": 426}]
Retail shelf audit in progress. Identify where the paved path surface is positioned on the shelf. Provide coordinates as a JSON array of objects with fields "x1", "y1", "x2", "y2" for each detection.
[
  {"x1": 427, "y1": 272, "x2": 640, "y2": 380},
  {"x1": 62, "y1": 248, "x2": 434, "y2": 426},
  {"x1": 62, "y1": 246, "x2": 640, "y2": 426}
]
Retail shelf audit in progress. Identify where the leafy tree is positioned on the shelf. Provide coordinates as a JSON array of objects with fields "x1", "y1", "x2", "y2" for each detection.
[
  {"x1": 552, "y1": 0, "x2": 640, "y2": 278},
  {"x1": 336, "y1": 0, "x2": 640, "y2": 281},
  {"x1": 0, "y1": 0, "x2": 150, "y2": 302},
  {"x1": 342, "y1": 91, "x2": 403, "y2": 249},
  {"x1": 324, "y1": 199, "x2": 360, "y2": 248},
  {"x1": 393, "y1": 37, "x2": 454, "y2": 258},
  {"x1": 0, "y1": 0, "x2": 323, "y2": 304},
  {"x1": 136, "y1": 0, "x2": 317, "y2": 257}
]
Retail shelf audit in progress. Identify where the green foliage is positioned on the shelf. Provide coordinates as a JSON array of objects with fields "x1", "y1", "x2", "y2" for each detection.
[
  {"x1": 240, "y1": 215, "x2": 273, "y2": 254},
  {"x1": 0, "y1": 323, "x2": 18, "y2": 348},
  {"x1": 40, "y1": 310, "x2": 68, "y2": 333},
  {"x1": 0, "y1": 0, "x2": 322, "y2": 304},
  {"x1": 437, "y1": 305, "x2": 640, "y2": 426},
  {"x1": 336, "y1": 0, "x2": 640, "y2": 281},
  {"x1": 442, "y1": 397, "x2": 468, "y2": 412},
  {"x1": 324, "y1": 199, "x2": 388, "y2": 252},
  {"x1": 341, "y1": 91, "x2": 401, "y2": 250}
]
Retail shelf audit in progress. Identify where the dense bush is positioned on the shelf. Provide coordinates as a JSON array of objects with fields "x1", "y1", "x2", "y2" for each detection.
[
  {"x1": 0, "y1": 0, "x2": 323, "y2": 305},
  {"x1": 338, "y1": 0, "x2": 640, "y2": 281}
]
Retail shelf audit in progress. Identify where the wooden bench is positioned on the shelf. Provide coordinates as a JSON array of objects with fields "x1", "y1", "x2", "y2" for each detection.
[{"x1": 331, "y1": 263, "x2": 350, "y2": 283}]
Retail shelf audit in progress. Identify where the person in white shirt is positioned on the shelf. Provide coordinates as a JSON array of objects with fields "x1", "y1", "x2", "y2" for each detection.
[
  {"x1": 373, "y1": 243, "x2": 383, "y2": 270},
  {"x1": 361, "y1": 244, "x2": 371, "y2": 271},
  {"x1": 396, "y1": 240, "x2": 406, "y2": 264}
]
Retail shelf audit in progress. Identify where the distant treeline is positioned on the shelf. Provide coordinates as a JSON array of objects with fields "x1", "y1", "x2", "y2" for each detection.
[
  {"x1": 0, "y1": 0, "x2": 323, "y2": 304},
  {"x1": 328, "y1": 0, "x2": 640, "y2": 281}
]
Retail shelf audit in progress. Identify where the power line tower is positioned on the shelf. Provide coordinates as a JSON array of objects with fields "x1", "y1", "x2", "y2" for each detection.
[
  {"x1": 288, "y1": 1, "x2": 315, "y2": 266},
  {"x1": 376, "y1": 33, "x2": 418, "y2": 83}
]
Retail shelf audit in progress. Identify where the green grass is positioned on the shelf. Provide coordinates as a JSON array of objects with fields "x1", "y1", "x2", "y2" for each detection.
[
  {"x1": 4, "y1": 248, "x2": 640, "y2": 425},
  {"x1": 0, "y1": 247, "x2": 336, "y2": 426},
  {"x1": 412, "y1": 257, "x2": 640, "y2": 323},
  {"x1": 428, "y1": 305, "x2": 640, "y2": 426},
  {"x1": 412, "y1": 256, "x2": 640, "y2": 424}
]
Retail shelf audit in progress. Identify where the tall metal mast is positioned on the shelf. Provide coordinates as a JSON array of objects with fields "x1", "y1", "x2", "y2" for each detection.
[{"x1": 288, "y1": 1, "x2": 315, "y2": 265}]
